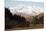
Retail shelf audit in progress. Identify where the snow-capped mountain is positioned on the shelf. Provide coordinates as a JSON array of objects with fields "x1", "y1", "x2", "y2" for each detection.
[{"x1": 9, "y1": 5, "x2": 44, "y2": 16}]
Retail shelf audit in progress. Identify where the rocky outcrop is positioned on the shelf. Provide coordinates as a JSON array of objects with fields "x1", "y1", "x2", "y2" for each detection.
[{"x1": 31, "y1": 13, "x2": 44, "y2": 24}]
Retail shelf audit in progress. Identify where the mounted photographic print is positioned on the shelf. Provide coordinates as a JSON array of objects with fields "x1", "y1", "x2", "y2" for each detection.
[{"x1": 5, "y1": 0, "x2": 44, "y2": 30}]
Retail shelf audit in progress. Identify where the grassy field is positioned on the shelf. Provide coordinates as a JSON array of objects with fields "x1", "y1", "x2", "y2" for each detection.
[{"x1": 5, "y1": 24, "x2": 44, "y2": 30}]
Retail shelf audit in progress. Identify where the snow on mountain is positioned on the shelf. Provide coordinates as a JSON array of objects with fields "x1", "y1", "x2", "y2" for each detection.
[{"x1": 9, "y1": 6, "x2": 44, "y2": 16}]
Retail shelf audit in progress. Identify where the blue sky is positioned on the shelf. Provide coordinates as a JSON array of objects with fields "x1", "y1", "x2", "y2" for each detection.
[
  {"x1": 8, "y1": 0, "x2": 44, "y2": 2},
  {"x1": 5, "y1": 0, "x2": 44, "y2": 8}
]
